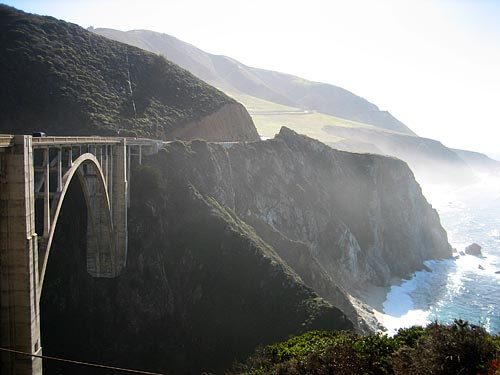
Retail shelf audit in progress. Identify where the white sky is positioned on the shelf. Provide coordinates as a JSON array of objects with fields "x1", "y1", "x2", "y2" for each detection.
[{"x1": 5, "y1": 0, "x2": 500, "y2": 157}]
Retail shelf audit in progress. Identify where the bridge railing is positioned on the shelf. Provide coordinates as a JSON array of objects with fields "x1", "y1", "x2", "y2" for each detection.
[
  {"x1": 31, "y1": 136, "x2": 122, "y2": 147},
  {"x1": 0, "y1": 135, "x2": 14, "y2": 148}
]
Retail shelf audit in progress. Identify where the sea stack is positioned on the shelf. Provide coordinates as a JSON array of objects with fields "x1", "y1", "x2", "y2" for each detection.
[{"x1": 465, "y1": 243, "x2": 483, "y2": 256}]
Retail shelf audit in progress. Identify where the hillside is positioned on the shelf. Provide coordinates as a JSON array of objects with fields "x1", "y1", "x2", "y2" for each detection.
[
  {"x1": 322, "y1": 125, "x2": 475, "y2": 185},
  {"x1": 41, "y1": 128, "x2": 452, "y2": 373},
  {"x1": 92, "y1": 28, "x2": 416, "y2": 135},
  {"x1": 452, "y1": 148, "x2": 500, "y2": 175},
  {"x1": 41, "y1": 138, "x2": 353, "y2": 375},
  {"x1": 92, "y1": 27, "x2": 500, "y2": 185},
  {"x1": 0, "y1": 5, "x2": 259, "y2": 141}
]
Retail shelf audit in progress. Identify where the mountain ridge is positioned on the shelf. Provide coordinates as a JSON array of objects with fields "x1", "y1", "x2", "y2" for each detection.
[
  {"x1": 92, "y1": 27, "x2": 499, "y2": 184},
  {"x1": 92, "y1": 27, "x2": 416, "y2": 135},
  {"x1": 0, "y1": 5, "x2": 259, "y2": 141}
]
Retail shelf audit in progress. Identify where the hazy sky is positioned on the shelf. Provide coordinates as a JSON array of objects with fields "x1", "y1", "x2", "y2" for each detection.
[{"x1": 5, "y1": 0, "x2": 500, "y2": 157}]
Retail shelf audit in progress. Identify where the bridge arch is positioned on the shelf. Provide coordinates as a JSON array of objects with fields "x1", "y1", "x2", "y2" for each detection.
[{"x1": 38, "y1": 153, "x2": 116, "y2": 293}]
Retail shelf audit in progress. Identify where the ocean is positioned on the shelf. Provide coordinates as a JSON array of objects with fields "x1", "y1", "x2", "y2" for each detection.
[{"x1": 379, "y1": 176, "x2": 500, "y2": 335}]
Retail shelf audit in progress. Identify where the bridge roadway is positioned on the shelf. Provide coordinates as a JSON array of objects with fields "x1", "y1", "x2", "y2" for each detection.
[{"x1": 0, "y1": 134, "x2": 163, "y2": 375}]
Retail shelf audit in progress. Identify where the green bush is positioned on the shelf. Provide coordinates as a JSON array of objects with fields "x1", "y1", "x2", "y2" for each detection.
[
  {"x1": 392, "y1": 320, "x2": 498, "y2": 375},
  {"x1": 238, "y1": 321, "x2": 500, "y2": 375}
]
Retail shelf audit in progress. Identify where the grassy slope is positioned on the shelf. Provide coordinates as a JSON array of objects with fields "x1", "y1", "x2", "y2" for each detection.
[
  {"x1": 226, "y1": 91, "x2": 389, "y2": 142},
  {"x1": 0, "y1": 5, "x2": 235, "y2": 137},
  {"x1": 92, "y1": 28, "x2": 415, "y2": 135}
]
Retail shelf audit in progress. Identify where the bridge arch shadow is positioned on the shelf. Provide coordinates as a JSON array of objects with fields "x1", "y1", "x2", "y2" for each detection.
[{"x1": 39, "y1": 153, "x2": 118, "y2": 293}]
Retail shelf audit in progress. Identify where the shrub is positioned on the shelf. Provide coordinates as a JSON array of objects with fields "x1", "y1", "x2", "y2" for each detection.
[
  {"x1": 238, "y1": 321, "x2": 499, "y2": 375},
  {"x1": 392, "y1": 320, "x2": 498, "y2": 375}
]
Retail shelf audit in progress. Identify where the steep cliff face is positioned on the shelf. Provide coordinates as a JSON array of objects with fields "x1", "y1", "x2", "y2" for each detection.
[
  {"x1": 159, "y1": 128, "x2": 452, "y2": 296},
  {"x1": 0, "y1": 6, "x2": 258, "y2": 141},
  {"x1": 41, "y1": 162, "x2": 351, "y2": 375},
  {"x1": 41, "y1": 127, "x2": 452, "y2": 373}
]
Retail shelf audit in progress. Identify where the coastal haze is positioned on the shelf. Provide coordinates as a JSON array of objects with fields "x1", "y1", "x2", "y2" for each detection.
[
  {"x1": 1, "y1": 1, "x2": 499, "y2": 374},
  {"x1": 5, "y1": 0, "x2": 500, "y2": 157}
]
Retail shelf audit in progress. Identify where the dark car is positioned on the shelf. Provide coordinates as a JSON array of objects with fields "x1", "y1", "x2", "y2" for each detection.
[{"x1": 32, "y1": 132, "x2": 46, "y2": 137}]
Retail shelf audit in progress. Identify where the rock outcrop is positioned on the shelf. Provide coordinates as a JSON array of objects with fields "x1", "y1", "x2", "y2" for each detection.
[
  {"x1": 465, "y1": 243, "x2": 483, "y2": 256},
  {"x1": 40, "y1": 127, "x2": 452, "y2": 374},
  {"x1": 161, "y1": 127, "x2": 451, "y2": 286},
  {"x1": 153, "y1": 127, "x2": 452, "y2": 329},
  {"x1": 41, "y1": 157, "x2": 351, "y2": 375}
]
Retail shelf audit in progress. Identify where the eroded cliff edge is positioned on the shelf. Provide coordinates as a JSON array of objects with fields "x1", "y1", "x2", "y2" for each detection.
[
  {"x1": 41, "y1": 154, "x2": 351, "y2": 375},
  {"x1": 41, "y1": 127, "x2": 452, "y2": 374},
  {"x1": 164, "y1": 127, "x2": 451, "y2": 281},
  {"x1": 157, "y1": 127, "x2": 452, "y2": 324}
]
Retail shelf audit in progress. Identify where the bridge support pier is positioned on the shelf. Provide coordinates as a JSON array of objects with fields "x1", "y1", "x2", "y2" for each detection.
[
  {"x1": 0, "y1": 136, "x2": 42, "y2": 375},
  {"x1": 0, "y1": 135, "x2": 154, "y2": 374},
  {"x1": 112, "y1": 140, "x2": 128, "y2": 274}
]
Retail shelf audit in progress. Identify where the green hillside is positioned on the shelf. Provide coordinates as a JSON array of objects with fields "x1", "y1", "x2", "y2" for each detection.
[
  {"x1": 92, "y1": 28, "x2": 416, "y2": 135},
  {"x1": 0, "y1": 5, "x2": 237, "y2": 138},
  {"x1": 227, "y1": 91, "x2": 383, "y2": 142}
]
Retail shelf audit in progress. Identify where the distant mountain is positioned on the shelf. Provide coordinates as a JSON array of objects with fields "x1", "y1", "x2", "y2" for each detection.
[
  {"x1": 91, "y1": 27, "x2": 500, "y2": 184},
  {"x1": 0, "y1": 6, "x2": 259, "y2": 141},
  {"x1": 323, "y1": 125, "x2": 475, "y2": 184},
  {"x1": 452, "y1": 149, "x2": 500, "y2": 175},
  {"x1": 92, "y1": 28, "x2": 416, "y2": 135}
]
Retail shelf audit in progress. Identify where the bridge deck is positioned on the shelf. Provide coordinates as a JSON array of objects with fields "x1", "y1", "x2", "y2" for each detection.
[
  {"x1": 0, "y1": 135, "x2": 14, "y2": 148},
  {"x1": 0, "y1": 135, "x2": 161, "y2": 148},
  {"x1": 31, "y1": 136, "x2": 122, "y2": 148}
]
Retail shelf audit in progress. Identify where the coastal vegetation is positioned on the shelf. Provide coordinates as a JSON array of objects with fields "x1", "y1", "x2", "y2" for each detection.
[
  {"x1": 238, "y1": 321, "x2": 500, "y2": 375},
  {"x1": 2, "y1": 4, "x2": 498, "y2": 375},
  {"x1": 0, "y1": 5, "x2": 235, "y2": 138}
]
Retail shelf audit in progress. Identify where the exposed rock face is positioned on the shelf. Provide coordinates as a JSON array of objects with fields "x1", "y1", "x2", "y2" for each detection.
[
  {"x1": 161, "y1": 127, "x2": 451, "y2": 286},
  {"x1": 41, "y1": 160, "x2": 351, "y2": 375},
  {"x1": 465, "y1": 243, "x2": 483, "y2": 256},
  {"x1": 40, "y1": 127, "x2": 452, "y2": 373},
  {"x1": 155, "y1": 127, "x2": 452, "y2": 329},
  {"x1": 168, "y1": 102, "x2": 260, "y2": 141}
]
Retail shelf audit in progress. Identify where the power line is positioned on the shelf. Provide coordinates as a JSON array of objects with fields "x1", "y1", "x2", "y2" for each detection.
[{"x1": 0, "y1": 347, "x2": 166, "y2": 374}]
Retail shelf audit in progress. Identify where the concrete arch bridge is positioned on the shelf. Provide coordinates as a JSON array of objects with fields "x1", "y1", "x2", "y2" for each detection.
[{"x1": 0, "y1": 135, "x2": 163, "y2": 374}]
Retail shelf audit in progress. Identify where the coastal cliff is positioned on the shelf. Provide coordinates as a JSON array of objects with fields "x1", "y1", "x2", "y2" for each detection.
[
  {"x1": 41, "y1": 127, "x2": 452, "y2": 373},
  {"x1": 160, "y1": 127, "x2": 452, "y2": 288},
  {"x1": 41, "y1": 153, "x2": 351, "y2": 375}
]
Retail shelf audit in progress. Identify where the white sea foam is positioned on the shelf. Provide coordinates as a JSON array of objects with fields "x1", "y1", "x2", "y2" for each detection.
[{"x1": 379, "y1": 176, "x2": 500, "y2": 334}]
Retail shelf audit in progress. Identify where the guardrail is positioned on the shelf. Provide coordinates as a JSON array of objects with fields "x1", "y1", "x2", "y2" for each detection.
[
  {"x1": 0, "y1": 135, "x2": 14, "y2": 148},
  {"x1": 31, "y1": 136, "x2": 123, "y2": 147},
  {"x1": 1, "y1": 134, "x2": 188, "y2": 150}
]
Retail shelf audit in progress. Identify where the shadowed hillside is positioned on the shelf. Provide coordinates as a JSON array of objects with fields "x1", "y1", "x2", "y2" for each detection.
[
  {"x1": 0, "y1": 5, "x2": 259, "y2": 141},
  {"x1": 41, "y1": 128, "x2": 452, "y2": 373},
  {"x1": 41, "y1": 152, "x2": 352, "y2": 375}
]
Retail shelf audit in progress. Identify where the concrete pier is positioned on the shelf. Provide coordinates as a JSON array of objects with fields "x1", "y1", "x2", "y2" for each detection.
[
  {"x1": 0, "y1": 135, "x2": 160, "y2": 374},
  {"x1": 0, "y1": 136, "x2": 42, "y2": 375}
]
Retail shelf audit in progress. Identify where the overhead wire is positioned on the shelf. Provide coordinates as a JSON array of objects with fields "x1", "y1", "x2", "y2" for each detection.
[{"x1": 0, "y1": 347, "x2": 166, "y2": 374}]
